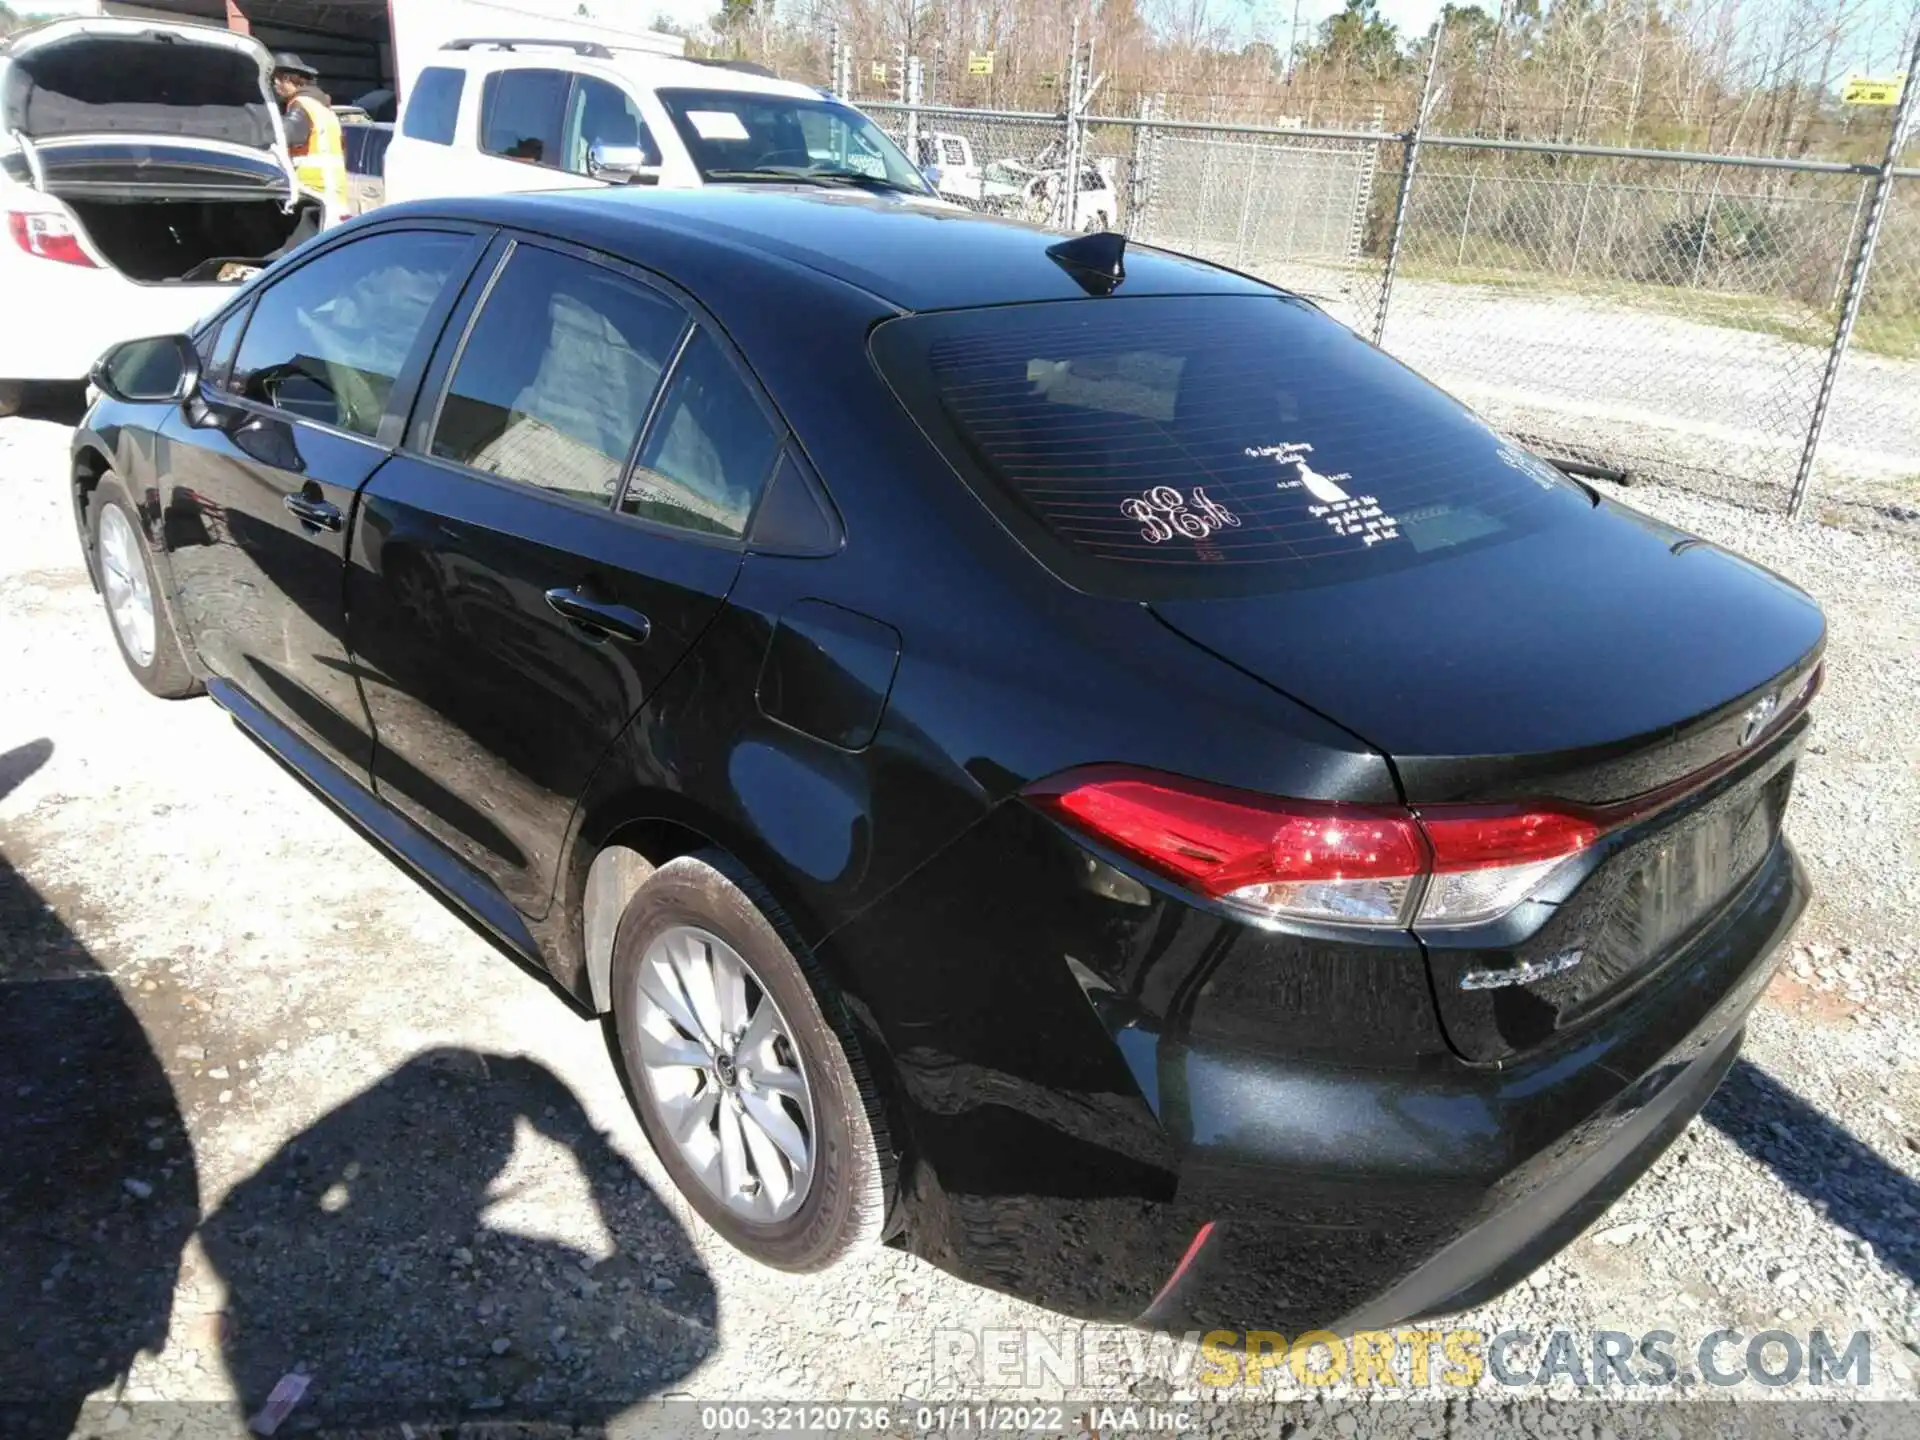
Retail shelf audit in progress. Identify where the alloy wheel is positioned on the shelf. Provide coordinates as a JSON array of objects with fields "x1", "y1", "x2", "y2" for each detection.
[
  {"x1": 98, "y1": 503, "x2": 156, "y2": 668},
  {"x1": 632, "y1": 924, "x2": 816, "y2": 1222}
]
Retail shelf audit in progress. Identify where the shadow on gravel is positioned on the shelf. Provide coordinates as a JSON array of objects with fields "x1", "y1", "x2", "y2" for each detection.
[
  {"x1": 0, "y1": 737, "x2": 202, "y2": 1440},
  {"x1": 1706, "y1": 1059, "x2": 1920, "y2": 1290},
  {"x1": 199, "y1": 1046, "x2": 716, "y2": 1432}
]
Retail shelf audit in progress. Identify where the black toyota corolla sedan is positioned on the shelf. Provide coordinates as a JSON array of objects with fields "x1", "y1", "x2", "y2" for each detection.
[{"x1": 71, "y1": 186, "x2": 1821, "y2": 1333}]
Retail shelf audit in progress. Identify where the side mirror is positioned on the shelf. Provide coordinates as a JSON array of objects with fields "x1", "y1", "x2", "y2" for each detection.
[
  {"x1": 587, "y1": 142, "x2": 660, "y2": 186},
  {"x1": 91, "y1": 333, "x2": 201, "y2": 405}
]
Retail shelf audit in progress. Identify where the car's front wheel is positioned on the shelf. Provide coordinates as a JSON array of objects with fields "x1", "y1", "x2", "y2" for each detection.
[
  {"x1": 89, "y1": 474, "x2": 200, "y2": 699},
  {"x1": 610, "y1": 852, "x2": 890, "y2": 1271}
]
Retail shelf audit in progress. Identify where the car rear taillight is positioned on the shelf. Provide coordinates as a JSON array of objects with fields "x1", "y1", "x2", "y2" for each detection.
[
  {"x1": 6, "y1": 209, "x2": 97, "y2": 267},
  {"x1": 1414, "y1": 808, "x2": 1599, "y2": 926},
  {"x1": 1027, "y1": 766, "x2": 1602, "y2": 929}
]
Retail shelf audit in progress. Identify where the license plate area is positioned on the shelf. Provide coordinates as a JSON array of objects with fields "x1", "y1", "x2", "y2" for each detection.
[
  {"x1": 1563, "y1": 764, "x2": 1792, "y2": 1024},
  {"x1": 1420, "y1": 737, "x2": 1800, "y2": 1063}
]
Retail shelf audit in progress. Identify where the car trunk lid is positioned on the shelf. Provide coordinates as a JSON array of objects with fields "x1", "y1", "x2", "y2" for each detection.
[
  {"x1": 2, "y1": 19, "x2": 296, "y2": 193},
  {"x1": 1153, "y1": 503, "x2": 1825, "y2": 1061},
  {"x1": 1151, "y1": 498, "x2": 1824, "y2": 806},
  {"x1": 7, "y1": 137, "x2": 292, "y2": 200}
]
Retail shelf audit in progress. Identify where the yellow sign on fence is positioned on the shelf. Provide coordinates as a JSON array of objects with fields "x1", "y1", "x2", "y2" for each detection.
[
  {"x1": 871, "y1": 61, "x2": 889, "y2": 84},
  {"x1": 1842, "y1": 75, "x2": 1904, "y2": 105},
  {"x1": 968, "y1": 52, "x2": 994, "y2": 76}
]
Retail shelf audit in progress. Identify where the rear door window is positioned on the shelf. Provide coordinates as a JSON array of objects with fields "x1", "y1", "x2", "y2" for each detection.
[
  {"x1": 431, "y1": 244, "x2": 688, "y2": 507},
  {"x1": 479, "y1": 68, "x2": 568, "y2": 165},
  {"x1": 871, "y1": 294, "x2": 1588, "y2": 599},
  {"x1": 620, "y1": 329, "x2": 780, "y2": 539},
  {"x1": 402, "y1": 66, "x2": 464, "y2": 144}
]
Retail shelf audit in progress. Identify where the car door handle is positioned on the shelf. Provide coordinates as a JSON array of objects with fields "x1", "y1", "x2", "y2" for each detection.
[
  {"x1": 283, "y1": 492, "x2": 343, "y2": 531},
  {"x1": 544, "y1": 586, "x2": 651, "y2": 645}
]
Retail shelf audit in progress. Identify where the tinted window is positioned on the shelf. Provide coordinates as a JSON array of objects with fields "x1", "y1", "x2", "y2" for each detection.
[
  {"x1": 231, "y1": 231, "x2": 473, "y2": 437},
  {"x1": 402, "y1": 66, "x2": 464, "y2": 145},
  {"x1": 655, "y1": 88, "x2": 928, "y2": 193},
  {"x1": 563, "y1": 76, "x2": 659, "y2": 173},
  {"x1": 204, "y1": 305, "x2": 253, "y2": 388},
  {"x1": 432, "y1": 246, "x2": 686, "y2": 507},
  {"x1": 480, "y1": 68, "x2": 568, "y2": 164},
  {"x1": 193, "y1": 313, "x2": 230, "y2": 380},
  {"x1": 343, "y1": 123, "x2": 394, "y2": 176},
  {"x1": 872, "y1": 294, "x2": 1586, "y2": 600},
  {"x1": 621, "y1": 329, "x2": 778, "y2": 538}
]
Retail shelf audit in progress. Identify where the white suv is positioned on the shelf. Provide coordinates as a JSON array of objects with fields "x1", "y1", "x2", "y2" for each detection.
[{"x1": 384, "y1": 40, "x2": 935, "y2": 206}]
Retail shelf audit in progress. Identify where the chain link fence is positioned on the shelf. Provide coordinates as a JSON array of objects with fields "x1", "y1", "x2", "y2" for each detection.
[
  {"x1": 854, "y1": 86, "x2": 1918, "y2": 520},
  {"x1": 1121, "y1": 120, "x2": 1393, "y2": 336},
  {"x1": 1381, "y1": 146, "x2": 1887, "y2": 511}
]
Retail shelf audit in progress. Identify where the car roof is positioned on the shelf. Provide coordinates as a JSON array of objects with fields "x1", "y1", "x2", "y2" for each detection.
[
  {"x1": 427, "y1": 45, "x2": 826, "y2": 102},
  {"x1": 378, "y1": 187, "x2": 1281, "y2": 314}
]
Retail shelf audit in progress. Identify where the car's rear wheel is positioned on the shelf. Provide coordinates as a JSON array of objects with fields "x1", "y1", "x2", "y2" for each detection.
[
  {"x1": 90, "y1": 475, "x2": 200, "y2": 699},
  {"x1": 609, "y1": 851, "x2": 888, "y2": 1271}
]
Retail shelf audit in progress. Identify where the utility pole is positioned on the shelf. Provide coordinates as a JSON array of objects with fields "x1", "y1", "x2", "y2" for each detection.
[
  {"x1": 1057, "y1": 15, "x2": 1084, "y2": 230},
  {"x1": 906, "y1": 53, "x2": 923, "y2": 164},
  {"x1": 1374, "y1": 15, "x2": 1446, "y2": 345},
  {"x1": 1287, "y1": 0, "x2": 1302, "y2": 85},
  {"x1": 1789, "y1": 24, "x2": 1920, "y2": 516}
]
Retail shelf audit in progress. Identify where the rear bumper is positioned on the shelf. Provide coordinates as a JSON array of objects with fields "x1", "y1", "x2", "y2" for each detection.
[
  {"x1": 834, "y1": 797, "x2": 1806, "y2": 1334},
  {"x1": 1142, "y1": 839, "x2": 1806, "y2": 1334}
]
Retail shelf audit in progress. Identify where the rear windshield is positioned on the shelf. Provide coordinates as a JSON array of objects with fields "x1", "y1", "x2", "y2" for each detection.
[{"x1": 871, "y1": 294, "x2": 1590, "y2": 599}]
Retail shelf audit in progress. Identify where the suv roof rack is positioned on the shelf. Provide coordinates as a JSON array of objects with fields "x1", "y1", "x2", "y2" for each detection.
[{"x1": 442, "y1": 37, "x2": 616, "y2": 58}]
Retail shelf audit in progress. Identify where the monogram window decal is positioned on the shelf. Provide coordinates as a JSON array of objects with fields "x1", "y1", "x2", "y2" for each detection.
[{"x1": 1119, "y1": 485, "x2": 1242, "y2": 543}]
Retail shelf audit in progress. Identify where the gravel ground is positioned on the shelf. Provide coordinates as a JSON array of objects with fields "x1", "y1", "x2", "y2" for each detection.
[{"x1": 1, "y1": 413, "x2": 1918, "y2": 1438}]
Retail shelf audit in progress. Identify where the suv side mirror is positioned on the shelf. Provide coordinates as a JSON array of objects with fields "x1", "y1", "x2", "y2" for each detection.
[
  {"x1": 91, "y1": 334, "x2": 201, "y2": 405},
  {"x1": 587, "y1": 142, "x2": 660, "y2": 186}
]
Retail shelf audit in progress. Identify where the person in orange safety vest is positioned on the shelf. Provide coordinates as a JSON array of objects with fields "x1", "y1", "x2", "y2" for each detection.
[{"x1": 271, "y1": 53, "x2": 350, "y2": 217}]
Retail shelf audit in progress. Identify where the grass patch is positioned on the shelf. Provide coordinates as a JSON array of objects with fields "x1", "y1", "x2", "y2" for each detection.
[{"x1": 1392, "y1": 257, "x2": 1920, "y2": 360}]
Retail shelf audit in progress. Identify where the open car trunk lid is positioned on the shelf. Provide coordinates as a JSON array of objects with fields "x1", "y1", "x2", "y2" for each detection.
[
  {"x1": 3, "y1": 18, "x2": 280, "y2": 146},
  {"x1": 869, "y1": 289, "x2": 1826, "y2": 1064},
  {"x1": 1, "y1": 18, "x2": 294, "y2": 189},
  {"x1": 6, "y1": 138, "x2": 293, "y2": 201}
]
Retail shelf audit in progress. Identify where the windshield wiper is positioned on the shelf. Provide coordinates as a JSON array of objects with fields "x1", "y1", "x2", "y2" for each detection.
[{"x1": 704, "y1": 166, "x2": 928, "y2": 197}]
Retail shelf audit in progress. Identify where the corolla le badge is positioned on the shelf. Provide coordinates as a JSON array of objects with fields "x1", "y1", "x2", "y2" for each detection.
[
  {"x1": 1460, "y1": 949, "x2": 1585, "y2": 992},
  {"x1": 1739, "y1": 691, "x2": 1780, "y2": 747}
]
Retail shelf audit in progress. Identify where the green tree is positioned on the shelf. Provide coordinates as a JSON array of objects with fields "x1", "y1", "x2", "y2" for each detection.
[
  {"x1": 1437, "y1": 2, "x2": 1499, "y2": 56},
  {"x1": 1311, "y1": 0, "x2": 1406, "y2": 79}
]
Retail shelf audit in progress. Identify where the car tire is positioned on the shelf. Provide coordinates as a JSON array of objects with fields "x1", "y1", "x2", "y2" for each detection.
[
  {"x1": 609, "y1": 850, "x2": 890, "y2": 1272},
  {"x1": 89, "y1": 474, "x2": 201, "y2": 700}
]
